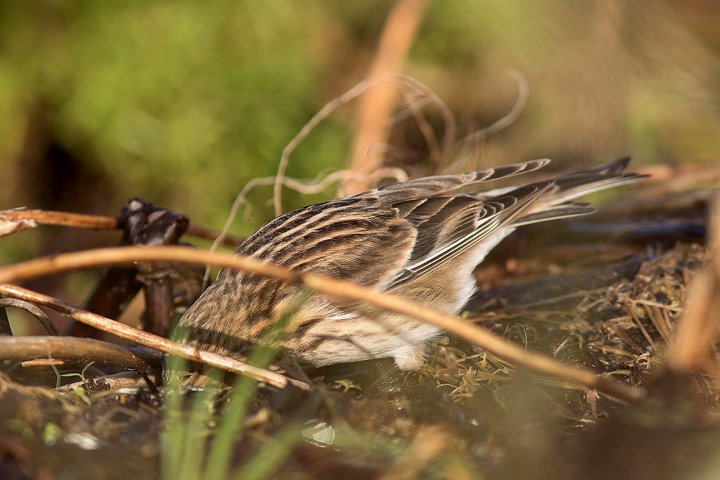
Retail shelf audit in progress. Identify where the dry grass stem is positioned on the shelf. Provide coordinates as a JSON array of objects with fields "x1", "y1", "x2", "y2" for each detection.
[
  {"x1": 0, "y1": 246, "x2": 644, "y2": 401},
  {"x1": 395, "y1": 89, "x2": 443, "y2": 166},
  {"x1": 274, "y1": 74, "x2": 455, "y2": 214},
  {"x1": 0, "y1": 297, "x2": 59, "y2": 335},
  {"x1": 461, "y1": 69, "x2": 530, "y2": 144},
  {"x1": 0, "y1": 283, "x2": 308, "y2": 390}
]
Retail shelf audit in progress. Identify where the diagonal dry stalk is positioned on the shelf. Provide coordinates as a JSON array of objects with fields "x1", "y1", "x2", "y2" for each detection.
[
  {"x1": 0, "y1": 283, "x2": 309, "y2": 391},
  {"x1": 0, "y1": 246, "x2": 646, "y2": 402}
]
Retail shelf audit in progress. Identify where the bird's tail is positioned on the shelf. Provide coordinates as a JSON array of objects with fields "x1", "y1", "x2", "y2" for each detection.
[{"x1": 510, "y1": 157, "x2": 647, "y2": 226}]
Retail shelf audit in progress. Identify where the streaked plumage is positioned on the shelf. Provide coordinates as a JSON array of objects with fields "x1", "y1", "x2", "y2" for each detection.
[{"x1": 179, "y1": 157, "x2": 644, "y2": 369}]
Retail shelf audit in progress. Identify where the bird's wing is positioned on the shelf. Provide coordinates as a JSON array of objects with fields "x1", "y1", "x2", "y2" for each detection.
[
  {"x1": 235, "y1": 157, "x2": 643, "y2": 292},
  {"x1": 372, "y1": 158, "x2": 550, "y2": 203},
  {"x1": 384, "y1": 157, "x2": 645, "y2": 287},
  {"x1": 235, "y1": 159, "x2": 554, "y2": 291},
  {"x1": 385, "y1": 183, "x2": 553, "y2": 287},
  {"x1": 234, "y1": 196, "x2": 417, "y2": 289}
]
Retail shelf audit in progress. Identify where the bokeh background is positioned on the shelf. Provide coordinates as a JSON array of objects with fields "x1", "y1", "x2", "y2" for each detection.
[{"x1": 1, "y1": 0, "x2": 719, "y2": 267}]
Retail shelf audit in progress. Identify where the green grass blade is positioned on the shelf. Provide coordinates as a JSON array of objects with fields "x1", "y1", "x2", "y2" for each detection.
[
  {"x1": 232, "y1": 425, "x2": 301, "y2": 480},
  {"x1": 176, "y1": 371, "x2": 221, "y2": 480},
  {"x1": 203, "y1": 374, "x2": 258, "y2": 480},
  {"x1": 203, "y1": 290, "x2": 310, "y2": 480},
  {"x1": 161, "y1": 355, "x2": 189, "y2": 479}
]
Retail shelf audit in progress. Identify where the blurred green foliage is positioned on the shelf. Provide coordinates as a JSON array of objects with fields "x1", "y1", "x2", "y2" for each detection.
[
  {"x1": 1, "y1": 0, "x2": 718, "y2": 264},
  {"x1": 0, "y1": 1, "x2": 354, "y2": 231}
]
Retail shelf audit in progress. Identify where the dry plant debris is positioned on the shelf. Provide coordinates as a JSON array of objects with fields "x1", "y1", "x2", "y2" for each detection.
[{"x1": 0, "y1": 175, "x2": 717, "y2": 479}]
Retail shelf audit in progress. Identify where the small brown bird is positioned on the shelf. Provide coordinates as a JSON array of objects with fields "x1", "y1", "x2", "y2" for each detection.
[{"x1": 179, "y1": 157, "x2": 643, "y2": 369}]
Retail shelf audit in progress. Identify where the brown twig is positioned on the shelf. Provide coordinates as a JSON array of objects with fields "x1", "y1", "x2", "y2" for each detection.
[
  {"x1": 0, "y1": 246, "x2": 645, "y2": 401},
  {"x1": 0, "y1": 298, "x2": 59, "y2": 335},
  {"x1": 0, "y1": 301, "x2": 11, "y2": 335},
  {"x1": 0, "y1": 208, "x2": 242, "y2": 246},
  {"x1": 0, "y1": 209, "x2": 117, "y2": 229},
  {"x1": 0, "y1": 284, "x2": 309, "y2": 391},
  {"x1": 0, "y1": 336, "x2": 150, "y2": 371},
  {"x1": 344, "y1": 0, "x2": 431, "y2": 195}
]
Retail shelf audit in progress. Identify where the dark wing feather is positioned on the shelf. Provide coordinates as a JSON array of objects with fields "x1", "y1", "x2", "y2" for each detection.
[
  {"x1": 516, "y1": 157, "x2": 646, "y2": 206},
  {"x1": 233, "y1": 159, "x2": 552, "y2": 291},
  {"x1": 372, "y1": 158, "x2": 550, "y2": 202},
  {"x1": 403, "y1": 196, "x2": 482, "y2": 263},
  {"x1": 511, "y1": 203, "x2": 595, "y2": 226},
  {"x1": 387, "y1": 182, "x2": 555, "y2": 287},
  {"x1": 509, "y1": 157, "x2": 647, "y2": 225}
]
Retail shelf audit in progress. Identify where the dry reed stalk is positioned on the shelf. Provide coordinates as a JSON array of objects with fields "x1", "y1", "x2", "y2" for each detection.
[
  {"x1": 0, "y1": 283, "x2": 309, "y2": 390},
  {"x1": 0, "y1": 246, "x2": 645, "y2": 401},
  {"x1": 343, "y1": 0, "x2": 430, "y2": 196},
  {"x1": 667, "y1": 194, "x2": 720, "y2": 372}
]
